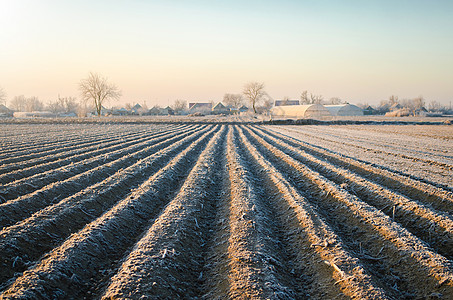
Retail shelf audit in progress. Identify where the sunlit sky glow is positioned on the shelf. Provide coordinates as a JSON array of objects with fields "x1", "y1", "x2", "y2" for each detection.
[{"x1": 1, "y1": 0, "x2": 452, "y2": 107}]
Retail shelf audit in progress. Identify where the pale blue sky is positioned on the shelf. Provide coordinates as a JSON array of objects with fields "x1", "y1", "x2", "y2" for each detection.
[{"x1": 1, "y1": 0, "x2": 452, "y2": 106}]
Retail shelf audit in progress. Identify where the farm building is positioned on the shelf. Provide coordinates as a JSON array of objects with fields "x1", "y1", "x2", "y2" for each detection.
[
  {"x1": 212, "y1": 102, "x2": 229, "y2": 114},
  {"x1": 389, "y1": 103, "x2": 402, "y2": 111},
  {"x1": 13, "y1": 111, "x2": 55, "y2": 118},
  {"x1": 148, "y1": 106, "x2": 162, "y2": 115},
  {"x1": 161, "y1": 106, "x2": 174, "y2": 115},
  {"x1": 271, "y1": 104, "x2": 331, "y2": 118},
  {"x1": 131, "y1": 104, "x2": 148, "y2": 115},
  {"x1": 111, "y1": 107, "x2": 129, "y2": 116},
  {"x1": 363, "y1": 105, "x2": 376, "y2": 115},
  {"x1": 274, "y1": 100, "x2": 300, "y2": 106},
  {"x1": 238, "y1": 105, "x2": 249, "y2": 113},
  {"x1": 0, "y1": 104, "x2": 13, "y2": 117},
  {"x1": 324, "y1": 104, "x2": 363, "y2": 116},
  {"x1": 189, "y1": 103, "x2": 212, "y2": 114}
]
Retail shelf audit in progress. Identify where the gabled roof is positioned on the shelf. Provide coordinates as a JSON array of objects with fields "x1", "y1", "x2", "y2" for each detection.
[
  {"x1": 149, "y1": 106, "x2": 161, "y2": 112},
  {"x1": 390, "y1": 103, "x2": 402, "y2": 109},
  {"x1": 212, "y1": 102, "x2": 227, "y2": 110},
  {"x1": 132, "y1": 103, "x2": 142, "y2": 110},
  {"x1": 113, "y1": 107, "x2": 128, "y2": 112},
  {"x1": 189, "y1": 103, "x2": 212, "y2": 110},
  {"x1": 238, "y1": 105, "x2": 249, "y2": 112},
  {"x1": 275, "y1": 100, "x2": 299, "y2": 106},
  {"x1": 0, "y1": 104, "x2": 13, "y2": 113}
]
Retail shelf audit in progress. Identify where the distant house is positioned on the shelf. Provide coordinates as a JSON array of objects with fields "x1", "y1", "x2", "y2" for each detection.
[
  {"x1": 225, "y1": 105, "x2": 238, "y2": 114},
  {"x1": 238, "y1": 105, "x2": 249, "y2": 113},
  {"x1": 131, "y1": 103, "x2": 146, "y2": 115},
  {"x1": 161, "y1": 106, "x2": 175, "y2": 115},
  {"x1": 148, "y1": 106, "x2": 162, "y2": 115},
  {"x1": 90, "y1": 106, "x2": 109, "y2": 116},
  {"x1": 189, "y1": 103, "x2": 212, "y2": 114},
  {"x1": 212, "y1": 102, "x2": 229, "y2": 114},
  {"x1": 59, "y1": 112, "x2": 77, "y2": 117},
  {"x1": 418, "y1": 107, "x2": 428, "y2": 114},
  {"x1": 13, "y1": 111, "x2": 55, "y2": 118},
  {"x1": 363, "y1": 106, "x2": 376, "y2": 115},
  {"x1": 274, "y1": 100, "x2": 300, "y2": 106},
  {"x1": 111, "y1": 107, "x2": 129, "y2": 116},
  {"x1": 0, "y1": 104, "x2": 13, "y2": 117},
  {"x1": 389, "y1": 103, "x2": 402, "y2": 111}
]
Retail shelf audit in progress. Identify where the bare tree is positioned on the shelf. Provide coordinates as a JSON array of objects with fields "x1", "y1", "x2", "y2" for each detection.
[
  {"x1": 47, "y1": 100, "x2": 62, "y2": 114},
  {"x1": 25, "y1": 96, "x2": 43, "y2": 112},
  {"x1": 79, "y1": 72, "x2": 121, "y2": 116},
  {"x1": 261, "y1": 96, "x2": 274, "y2": 114},
  {"x1": 171, "y1": 99, "x2": 187, "y2": 114},
  {"x1": 300, "y1": 90, "x2": 323, "y2": 104},
  {"x1": 389, "y1": 95, "x2": 399, "y2": 105},
  {"x1": 243, "y1": 82, "x2": 266, "y2": 113},
  {"x1": 413, "y1": 96, "x2": 425, "y2": 110},
  {"x1": 300, "y1": 90, "x2": 309, "y2": 104},
  {"x1": 47, "y1": 96, "x2": 79, "y2": 114},
  {"x1": 310, "y1": 93, "x2": 323, "y2": 104},
  {"x1": 10, "y1": 95, "x2": 26, "y2": 111},
  {"x1": 223, "y1": 93, "x2": 243, "y2": 108},
  {"x1": 329, "y1": 97, "x2": 343, "y2": 105},
  {"x1": 10, "y1": 95, "x2": 43, "y2": 112},
  {"x1": 428, "y1": 100, "x2": 441, "y2": 111},
  {"x1": 281, "y1": 96, "x2": 291, "y2": 106},
  {"x1": 0, "y1": 87, "x2": 6, "y2": 106}
]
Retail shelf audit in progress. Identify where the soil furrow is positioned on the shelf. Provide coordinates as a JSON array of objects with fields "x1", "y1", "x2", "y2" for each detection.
[
  {"x1": 0, "y1": 125, "x2": 116, "y2": 159},
  {"x1": 0, "y1": 123, "x2": 166, "y2": 158},
  {"x1": 247, "y1": 126, "x2": 453, "y2": 259},
  {"x1": 213, "y1": 127, "x2": 298, "y2": 299},
  {"x1": 0, "y1": 125, "x2": 148, "y2": 166},
  {"x1": 0, "y1": 126, "x2": 202, "y2": 228},
  {"x1": 0, "y1": 125, "x2": 181, "y2": 182},
  {"x1": 262, "y1": 126, "x2": 453, "y2": 213},
  {"x1": 0, "y1": 124, "x2": 195, "y2": 201},
  {"x1": 249, "y1": 126, "x2": 453, "y2": 299},
  {"x1": 100, "y1": 126, "x2": 227, "y2": 299},
  {"x1": 0, "y1": 129, "x2": 147, "y2": 177},
  {"x1": 1, "y1": 123, "x2": 451, "y2": 298},
  {"x1": 236, "y1": 125, "x2": 389, "y2": 299},
  {"x1": 0, "y1": 125, "x2": 216, "y2": 289},
  {"x1": 298, "y1": 125, "x2": 453, "y2": 162},
  {"x1": 0, "y1": 125, "x2": 218, "y2": 298},
  {"x1": 269, "y1": 126, "x2": 453, "y2": 190},
  {"x1": 279, "y1": 126, "x2": 453, "y2": 170}
]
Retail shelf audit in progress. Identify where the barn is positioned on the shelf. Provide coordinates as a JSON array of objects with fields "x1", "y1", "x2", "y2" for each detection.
[
  {"x1": 324, "y1": 104, "x2": 363, "y2": 116},
  {"x1": 0, "y1": 104, "x2": 13, "y2": 117},
  {"x1": 271, "y1": 104, "x2": 331, "y2": 118},
  {"x1": 188, "y1": 103, "x2": 212, "y2": 114},
  {"x1": 212, "y1": 102, "x2": 229, "y2": 114}
]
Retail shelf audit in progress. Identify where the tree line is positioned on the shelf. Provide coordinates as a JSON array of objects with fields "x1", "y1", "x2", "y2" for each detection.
[{"x1": 1, "y1": 73, "x2": 451, "y2": 116}]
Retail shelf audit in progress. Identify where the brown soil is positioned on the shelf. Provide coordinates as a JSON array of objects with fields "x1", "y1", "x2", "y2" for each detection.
[{"x1": 0, "y1": 123, "x2": 452, "y2": 299}]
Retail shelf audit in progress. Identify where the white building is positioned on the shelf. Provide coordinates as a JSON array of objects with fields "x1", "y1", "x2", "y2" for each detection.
[
  {"x1": 324, "y1": 104, "x2": 363, "y2": 116},
  {"x1": 271, "y1": 104, "x2": 331, "y2": 118}
]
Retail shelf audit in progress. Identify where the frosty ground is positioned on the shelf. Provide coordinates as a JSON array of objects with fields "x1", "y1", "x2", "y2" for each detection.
[{"x1": 0, "y1": 121, "x2": 452, "y2": 299}]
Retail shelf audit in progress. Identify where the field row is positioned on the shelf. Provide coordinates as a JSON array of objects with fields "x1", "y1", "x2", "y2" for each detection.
[{"x1": 0, "y1": 124, "x2": 452, "y2": 299}]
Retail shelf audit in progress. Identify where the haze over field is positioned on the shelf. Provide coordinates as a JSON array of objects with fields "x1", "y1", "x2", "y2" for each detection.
[{"x1": 1, "y1": 0, "x2": 452, "y2": 107}]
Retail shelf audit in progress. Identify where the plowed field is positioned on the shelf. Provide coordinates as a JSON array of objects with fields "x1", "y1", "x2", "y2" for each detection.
[{"x1": 0, "y1": 123, "x2": 452, "y2": 299}]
